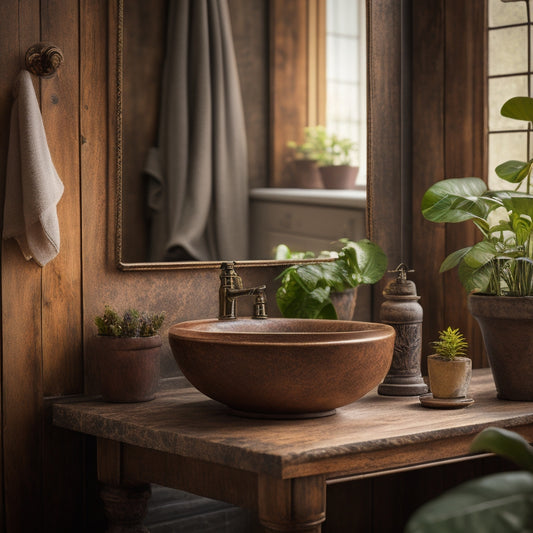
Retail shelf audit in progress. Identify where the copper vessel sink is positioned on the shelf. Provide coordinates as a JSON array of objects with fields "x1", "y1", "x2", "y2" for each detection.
[{"x1": 169, "y1": 318, "x2": 395, "y2": 418}]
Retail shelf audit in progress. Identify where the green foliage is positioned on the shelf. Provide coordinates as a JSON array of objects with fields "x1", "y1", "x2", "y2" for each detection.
[
  {"x1": 276, "y1": 239, "x2": 387, "y2": 319},
  {"x1": 287, "y1": 125, "x2": 358, "y2": 166},
  {"x1": 421, "y1": 96, "x2": 533, "y2": 295},
  {"x1": 95, "y1": 305, "x2": 165, "y2": 337},
  {"x1": 273, "y1": 244, "x2": 317, "y2": 261},
  {"x1": 405, "y1": 427, "x2": 533, "y2": 533},
  {"x1": 431, "y1": 327, "x2": 468, "y2": 360},
  {"x1": 470, "y1": 427, "x2": 533, "y2": 473}
]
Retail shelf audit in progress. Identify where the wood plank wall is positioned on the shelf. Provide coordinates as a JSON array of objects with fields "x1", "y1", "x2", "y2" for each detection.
[
  {"x1": 0, "y1": 1, "x2": 280, "y2": 530},
  {"x1": 411, "y1": 0, "x2": 487, "y2": 369},
  {"x1": 0, "y1": 0, "x2": 495, "y2": 531}
]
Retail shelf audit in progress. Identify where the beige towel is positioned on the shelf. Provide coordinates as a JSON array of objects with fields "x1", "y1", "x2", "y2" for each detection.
[{"x1": 3, "y1": 69, "x2": 64, "y2": 267}]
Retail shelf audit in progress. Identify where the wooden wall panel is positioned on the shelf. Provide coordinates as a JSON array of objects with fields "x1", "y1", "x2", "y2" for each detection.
[
  {"x1": 270, "y1": 0, "x2": 310, "y2": 187},
  {"x1": 442, "y1": 0, "x2": 486, "y2": 368},
  {"x1": 412, "y1": 0, "x2": 487, "y2": 368},
  {"x1": 229, "y1": 0, "x2": 269, "y2": 191},
  {"x1": 411, "y1": 0, "x2": 446, "y2": 369},
  {"x1": 39, "y1": 1, "x2": 86, "y2": 529},
  {"x1": 367, "y1": 0, "x2": 403, "y2": 315},
  {"x1": 41, "y1": 0, "x2": 83, "y2": 397},
  {"x1": 0, "y1": 1, "x2": 43, "y2": 530}
]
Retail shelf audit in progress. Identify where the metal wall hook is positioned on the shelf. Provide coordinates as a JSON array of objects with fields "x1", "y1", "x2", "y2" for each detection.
[{"x1": 25, "y1": 43, "x2": 64, "y2": 78}]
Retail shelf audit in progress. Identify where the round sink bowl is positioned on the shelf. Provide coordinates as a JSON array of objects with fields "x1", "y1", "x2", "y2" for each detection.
[{"x1": 169, "y1": 318, "x2": 395, "y2": 418}]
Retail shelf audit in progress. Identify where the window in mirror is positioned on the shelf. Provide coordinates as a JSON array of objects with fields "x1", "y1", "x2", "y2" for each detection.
[
  {"x1": 325, "y1": 0, "x2": 366, "y2": 184},
  {"x1": 488, "y1": 0, "x2": 531, "y2": 190}
]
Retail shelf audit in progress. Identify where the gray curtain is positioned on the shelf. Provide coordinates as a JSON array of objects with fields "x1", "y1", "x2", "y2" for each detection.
[{"x1": 145, "y1": 0, "x2": 249, "y2": 262}]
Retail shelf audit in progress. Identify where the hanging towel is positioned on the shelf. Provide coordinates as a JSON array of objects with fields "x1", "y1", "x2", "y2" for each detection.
[{"x1": 2, "y1": 69, "x2": 64, "y2": 267}]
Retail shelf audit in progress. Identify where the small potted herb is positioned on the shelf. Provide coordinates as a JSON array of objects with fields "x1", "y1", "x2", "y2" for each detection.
[
  {"x1": 427, "y1": 327, "x2": 472, "y2": 399},
  {"x1": 92, "y1": 306, "x2": 165, "y2": 402},
  {"x1": 275, "y1": 238, "x2": 387, "y2": 320}
]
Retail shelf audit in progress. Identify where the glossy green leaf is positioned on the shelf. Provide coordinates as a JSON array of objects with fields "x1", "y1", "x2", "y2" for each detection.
[
  {"x1": 421, "y1": 178, "x2": 492, "y2": 223},
  {"x1": 457, "y1": 241, "x2": 499, "y2": 292},
  {"x1": 495, "y1": 160, "x2": 532, "y2": 184},
  {"x1": 510, "y1": 213, "x2": 533, "y2": 247},
  {"x1": 276, "y1": 279, "x2": 337, "y2": 319},
  {"x1": 439, "y1": 246, "x2": 472, "y2": 273},
  {"x1": 338, "y1": 239, "x2": 388, "y2": 286},
  {"x1": 405, "y1": 471, "x2": 533, "y2": 533},
  {"x1": 470, "y1": 427, "x2": 533, "y2": 473},
  {"x1": 501, "y1": 96, "x2": 533, "y2": 123},
  {"x1": 486, "y1": 190, "x2": 533, "y2": 220}
]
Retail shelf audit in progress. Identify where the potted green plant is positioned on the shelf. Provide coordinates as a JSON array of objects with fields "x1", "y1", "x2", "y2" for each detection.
[
  {"x1": 286, "y1": 126, "x2": 324, "y2": 189},
  {"x1": 275, "y1": 238, "x2": 387, "y2": 320},
  {"x1": 421, "y1": 96, "x2": 533, "y2": 401},
  {"x1": 405, "y1": 427, "x2": 533, "y2": 532},
  {"x1": 427, "y1": 327, "x2": 471, "y2": 399},
  {"x1": 286, "y1": 125, "x2": 359, "y2": 189},
  {"x1": 92, "y1": 306, "x2": 165, "y2": 402}
]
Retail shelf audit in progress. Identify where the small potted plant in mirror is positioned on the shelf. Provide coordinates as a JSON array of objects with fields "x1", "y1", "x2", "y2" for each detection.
[
  {"x1": 286, "y1": 125, "x2": 359, "y2": 189},
  {"x1": 275, "y1": 238, "x2": 387, "y2": 320},
  {"x1": 286, "y1": 126, "x2": 324, "y2": 189},
  {"x1": 421, "y1": 327, "x2": 473, "y2": 409},
  {"x1": 92, "y1": 306, "x2": 165, "y2": 403},
  {"x1": 421, "y1": 95, "x2": 533, "y2": 401}
]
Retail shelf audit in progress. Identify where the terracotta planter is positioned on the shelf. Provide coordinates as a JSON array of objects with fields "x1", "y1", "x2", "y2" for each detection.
[
  {"x1": 468, "y1": 294, "x2": 533, "y2": 401},
  {"x1": 330, "y1": 288, "x2": 357, "y2": 320},
  {"x1": 427, "y1": 355, "x2": 472, "y2": 399},
  {"x1": 92, "y1": 335, "x2": 162, "y2": 402},
  {"x1": 287, "y1": 159, "x2": 323, "y2": 188},
  {"x1": 319, "y1": 165, "x2": 359, "y2": 189}
]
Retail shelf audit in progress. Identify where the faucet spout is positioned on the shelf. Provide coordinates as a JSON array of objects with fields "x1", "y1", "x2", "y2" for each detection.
[{"x1": 219, "y1": 262, "x2": 268, "y2": 320}]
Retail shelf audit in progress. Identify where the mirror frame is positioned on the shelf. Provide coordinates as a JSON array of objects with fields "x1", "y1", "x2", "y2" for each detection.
[{"x1": 111, "y1": 0, "x2": 404, "y2": 272}]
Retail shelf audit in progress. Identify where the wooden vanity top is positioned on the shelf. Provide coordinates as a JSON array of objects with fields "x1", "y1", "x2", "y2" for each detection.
[{"x1": 53, "y1": 369, "x2": 533, "y2": 480}]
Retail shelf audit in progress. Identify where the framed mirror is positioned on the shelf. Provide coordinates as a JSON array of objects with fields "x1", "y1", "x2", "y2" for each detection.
[{"x1": 112, "y1": 0, "x2": 404, "y2": 272}]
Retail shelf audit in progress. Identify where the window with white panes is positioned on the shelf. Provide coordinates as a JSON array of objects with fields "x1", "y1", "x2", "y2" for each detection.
[
  {"x1": 325, "y1": 0, "x2": 366, "y2": 184},
  {"x1": 488, "y1": 0, "x2": 532, "y2": 190}
]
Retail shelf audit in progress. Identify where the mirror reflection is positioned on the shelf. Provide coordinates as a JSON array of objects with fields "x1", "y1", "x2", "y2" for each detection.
[{"x1": 120, "y1": 0, "x2": 367, "y2": 265}]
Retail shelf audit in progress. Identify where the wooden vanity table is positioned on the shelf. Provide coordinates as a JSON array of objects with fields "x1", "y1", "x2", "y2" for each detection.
[{"x1": 53, "y1": 369, "x2": 533, "y2": 532}]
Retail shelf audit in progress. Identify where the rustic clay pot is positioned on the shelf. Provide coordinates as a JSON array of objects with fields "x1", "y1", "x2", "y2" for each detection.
[
  {"x1": 319, "y1": 165, "x2": 359, "y2": 189},
  {"x1": 330, "y1": 288, "x2": 357, "y2": 320},
  {"x1": 468, "y1": 294, "x2": 533, "y2": 401},
  {"x1": 92, "y1": 335, "x2": 162, "y2": 402},
  {"x1": 427, "y1": 355, "x2": 472, "y2": 399},
  {"x1": 287, "y1": 159, "x2": 323, "y2": 188}
]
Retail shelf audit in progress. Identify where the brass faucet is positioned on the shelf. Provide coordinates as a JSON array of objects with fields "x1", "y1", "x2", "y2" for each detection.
[{"x1": 219, "y1": 262, "x2": 267, "y2": 320}]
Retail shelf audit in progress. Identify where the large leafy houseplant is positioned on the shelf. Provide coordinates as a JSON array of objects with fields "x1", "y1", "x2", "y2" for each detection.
[
  {"x1": 276, "y1": 238, "x2": 387, "y2": 319},
  {"x1": 405, "y1": 427, "x2": 533, "y2": 533},
  {"x1": 421, "y1": 96, "x2": 533, "y2": 296},
  {"x1": 421, "y1": 96, "x2": 533, "y2": 401}
]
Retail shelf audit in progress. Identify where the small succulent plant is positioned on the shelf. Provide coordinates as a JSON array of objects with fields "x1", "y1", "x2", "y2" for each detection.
[
  {"x1": 431, "y1": 327, "x2": 468, "y2": 361},
  {"x1": 95, "y1": 306, "x2": 165, "y2": 337}
]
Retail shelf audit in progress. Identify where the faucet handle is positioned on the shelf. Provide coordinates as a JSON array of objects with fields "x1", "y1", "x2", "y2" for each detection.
[
  {"x1": 220, "y1": 261, "x2": 242, "y2": 288},
  {"x1": 252, "y1": 291, "x2": 268, "y2": 319}
]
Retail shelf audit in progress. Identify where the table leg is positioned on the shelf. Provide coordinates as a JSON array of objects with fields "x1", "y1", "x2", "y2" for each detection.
[
  {"x1": 100, "y1": 483, "x2": 151, "y2": 533},
  {"x1": 258, "y1": 475, "x2": 326, "y2": 532}
]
